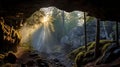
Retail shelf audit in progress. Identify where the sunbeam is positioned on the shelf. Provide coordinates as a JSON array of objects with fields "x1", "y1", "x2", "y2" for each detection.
[{"x1": 31, "y1": 13, "x2": 57, "y2": 53}]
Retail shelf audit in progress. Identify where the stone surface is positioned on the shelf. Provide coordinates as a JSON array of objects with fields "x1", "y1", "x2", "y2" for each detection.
[
  {"x1": 68, "y1": 40, "x2": 118, "y2": 67},
  {"x1": 96, "y1": 44, "x2": 120, "y2": 64},
  {"x1": 3, "y1": 53, "x2": 17, "y2": 64},
  {"x1": 0, "y1": 0, "x2": 120, "y2": 21},
  {"x1": 0, "y1": 19, "x2": 21, "y2": 53}
]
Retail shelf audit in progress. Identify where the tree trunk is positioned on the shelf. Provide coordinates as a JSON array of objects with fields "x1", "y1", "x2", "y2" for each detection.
[
  {"x1": 116, "y1": 22, "x2": 119, "y2": 46},
  {"x1": 62, "y1": 10, "x2": 65, "y2": 34},
  {"x1": 84, "y1": 12, "x2": 87, "y2": 51},
  {"x1": 102, "y1": 21, "x2": 109, "y2": 39},
  {"x1": 95, "y1": 19, "x2": 100, "y2": 58}
]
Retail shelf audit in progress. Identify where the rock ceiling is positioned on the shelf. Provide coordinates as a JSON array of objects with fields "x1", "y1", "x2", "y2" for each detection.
[{"x1": 0, "y1": 0, "x2": 120, "y2": 21}]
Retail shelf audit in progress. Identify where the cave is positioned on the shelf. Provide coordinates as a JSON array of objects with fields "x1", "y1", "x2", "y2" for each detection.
[{"x1": 0, "y1": 0, "x2": 120, "y2": 67}]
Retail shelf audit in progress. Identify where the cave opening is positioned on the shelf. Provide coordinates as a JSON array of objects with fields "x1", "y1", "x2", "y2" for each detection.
[
  {"x1": 18, "y1": 7, "x2": 86, "y2": 67},
  {"x1": 0, "y1": 5, "x2": 119, "y2": 67}
]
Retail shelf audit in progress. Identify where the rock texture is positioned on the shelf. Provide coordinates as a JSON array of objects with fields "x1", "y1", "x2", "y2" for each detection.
[
  {"x1": 61, "y1": 19, "x2": 116, "y2": 53},
  {"x1": 0, "y1": 19, "x2": 21, "y2": 53},
  {"x1": 0, "y1": 0, "x2": 120, "y2": 21},
  {"x1": 61, "y1": 26, "x2": 84, "y2": 50},
  {"x1": 68, "y1": 40, "x2": 120, "y2": 67}
]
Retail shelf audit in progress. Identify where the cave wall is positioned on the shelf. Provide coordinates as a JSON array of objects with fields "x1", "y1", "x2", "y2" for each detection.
[{"x1": 0, "y1": 0, "x2": 120, "y2": 21}]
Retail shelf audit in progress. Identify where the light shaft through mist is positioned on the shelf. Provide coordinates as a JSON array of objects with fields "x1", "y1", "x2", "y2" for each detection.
[
  {"x1": 32, "y1": 15, "x2": 56, "y2": 53},
  {"x1": 19, "y1": 7, "x2": 84, "y2": 54}
]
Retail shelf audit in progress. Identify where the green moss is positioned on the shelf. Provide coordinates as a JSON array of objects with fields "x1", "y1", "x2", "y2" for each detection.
[
  {"x1": 99, "y1": 40, "x2": 113, "y2": 46},
  {"x1": 87, "y1": 40, "x2": 113, "y2": 51},
  {"x1": 84, "y1": 50, "x2": 94, "y2": 57},
  {"x1": 101, "y1": 43, "x2": 111, "y2": 53},
  {"x1": 68, "y1": 46, "x2": 85, "y2": 60},
  {"x1": 87, "y1": 42, "x2": 94, "y2": 46},
  {"x1": 83, "y1": 50, "x2": 94, "y2": 63},
  {"x1": 72, "y1": 40, "x2": 114, "y2": 67},
  {"x1": 87, "y1": 42, "x2": 95, "y2": 51},
  {"x1": 75, "y1": 50, "x2": 95, "y2": 66},
  {"x1": 75, "y1": 52, "x2": 85, "y2": 62},
  {"x1": 99, "y1": 40, "x2": 113, "y2": 43},
  {"x1": 98, "y1": 40, "x2": 113, "y2": 54},
  {"x1": 68, "y1": 42, "x2": 94, "y2": 60}
]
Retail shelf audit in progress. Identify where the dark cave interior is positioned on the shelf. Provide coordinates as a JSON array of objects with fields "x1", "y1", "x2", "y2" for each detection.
[{"x1": 0, "y1": 0, "x2": 120, "y2": 67}]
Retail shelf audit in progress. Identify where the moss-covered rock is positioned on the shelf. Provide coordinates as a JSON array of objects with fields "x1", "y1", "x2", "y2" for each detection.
[
  {"x1": 68, "y1": 46, "x2": 85, "y2": 60},
  {"x1": 96, "y1": 44, "x2": 120, "y2": 65},
  {"x1": 68, "y1": 40, "x2": 115, "y2": 67},
  {"x1": 75, "y1": 52, "x2": 85, "y2": 66},
  {"x1": 0, "y1": 19, "x2": 21, "y2": 53},
  {"x1": 87, "y1": 42, "x2": 95, "y2": 51},
  {"x1": 88, "y1": 40, "x2": 113, "y2": 51},
  {"x1": 75, "y1": 50, "x2": 95, "y2": 67},
  {"x1": 68, "y1": 40, "x2": 113, "y2": 61}
]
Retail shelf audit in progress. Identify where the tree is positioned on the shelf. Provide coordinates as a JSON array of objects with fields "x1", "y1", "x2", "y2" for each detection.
[
  {"x1": 95, "y1": 18, "x2": 100, "y2": 58},
  {"x1": 116, "y1": 22, "x2": 119, "y2": 46},
  {"x1": 84, "y1": 12, "x2": 87, "y2": 51},
  {"x1": 102, "y1": 21, "x2": 109, "y2": 39},
  {"x1": 62, "y1": 10, "x2": 66, "y2": 35}
]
